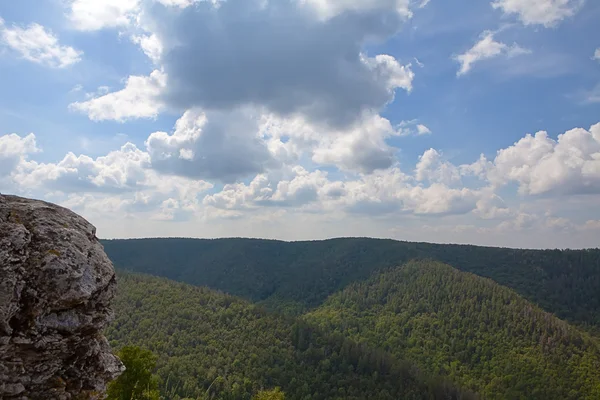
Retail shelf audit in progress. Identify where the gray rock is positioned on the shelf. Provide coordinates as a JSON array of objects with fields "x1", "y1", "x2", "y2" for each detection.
[{"x1": 0, "y1": 194, "x2": 124, "y2": 400}]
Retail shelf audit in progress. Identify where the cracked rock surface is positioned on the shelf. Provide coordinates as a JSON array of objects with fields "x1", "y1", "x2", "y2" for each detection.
[{"x1": 0, "y1": 194, "x2": 124, "y2": 399}]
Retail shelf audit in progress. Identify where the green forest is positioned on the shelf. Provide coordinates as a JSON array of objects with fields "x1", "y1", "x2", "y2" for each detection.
[
  {"x1": 102, "y1": 238, "x2": 600, "y2": 333},
  {"x1": 103, "y1": 238, "x2": 600, "y2": 399},
  {"x1": 305, "y1": 261, "x2": 600, "y2": 399},
  {"x1": 107, "y1": 272, "x2": 472, "y2": 400}
]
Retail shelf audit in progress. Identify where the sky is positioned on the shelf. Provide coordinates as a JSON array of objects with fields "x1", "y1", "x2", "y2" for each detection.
[{"x1": 0, "y1": 0, "x2": 599, "y2": 249}]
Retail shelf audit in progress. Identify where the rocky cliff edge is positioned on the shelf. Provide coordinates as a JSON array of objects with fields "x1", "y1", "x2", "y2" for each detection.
[{"x1": 0, "y1": 194, "x2": 124, "y2": 399}]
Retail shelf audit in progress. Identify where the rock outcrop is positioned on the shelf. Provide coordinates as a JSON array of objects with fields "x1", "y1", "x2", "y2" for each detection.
[{"x1": 0, "y1": 194, "x2": 124, "y2": 399}]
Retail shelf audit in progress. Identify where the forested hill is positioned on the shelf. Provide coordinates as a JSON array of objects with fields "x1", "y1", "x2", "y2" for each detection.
[
  {"x1": 107, "y1": 272, "x2": 473, "y2": 400},
  {"x1": 102, "y1": 237, "x2": 600, "y2": 332},
  {"x1": 305, "y1": 261, "x2": 600, "y2": 399},
  {"x1": 108, "y1": 263, "x2": 600, "y2": 399}
]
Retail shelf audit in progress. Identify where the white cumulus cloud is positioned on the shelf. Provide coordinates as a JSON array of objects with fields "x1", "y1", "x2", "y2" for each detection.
[
  {"x1": 131, "y1": 0, "x2": 416, "y2": 128},
  {"x1": 0, "y1": 20, "x2": 82, "y2": 68},
  {"x1": 488, "y1": 122, "x2": 600, "y2": 195},
  {"x1": 261, "y1": 112, "x2": 430, "y2": 174},
  {"x1": 455, "y1": 31, "x2": 530, "y2": 76},
  {"x1": 491, "y1": 0, "x2": 583, "y2": 27},
  {"x1": 67, "y1": 0, "x2": 140, "y2": 31},
  {"x1": 415, "y1": 149, "x2": 461, "y2": 185},
  {"x1": 342, "y1": 169, "x2": 481, "y2": 216},
  {"x1": 204, "y1": 166, "x2": 332, "y2": 211},
  {"x1": 0, "y1": 133, "x2": 39, "y2": 178},
  {"x1": 131, "y1": 33, "x2": 163, "y2": 63},
  {"x1": 16, "y1": 143, "x2": 152, "y2": 193},
  {"x1": 146, "y1": 108, "x2": 275, "y2": 183},
  {"x1": 311, "y1": 114, "x2": 404, "y2": 173},
  {"x1": 203, "y1": 165, "x2": 483, "y2": 217},
  {"x1": 69, "y1": 70, "x2": 166, "y2": 122},
  {"x1": 1, "y1": 132, "x2": 213, "y2": 221}
]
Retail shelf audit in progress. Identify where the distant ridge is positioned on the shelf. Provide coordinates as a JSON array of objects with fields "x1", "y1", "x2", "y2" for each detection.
[{"x1": 102, "y1": 237, "x2": 600, "y2": 333}]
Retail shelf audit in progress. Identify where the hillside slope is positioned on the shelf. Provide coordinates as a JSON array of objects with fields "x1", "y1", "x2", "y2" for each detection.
[
  {"x1": 102, "y1": 238, "x2": 600, "y2": 331},
  {"x1": 106, "y1": 272, "x2": 473, "y2": 400},
  {"x1": 305, "y1": 261, "x2": 600, "y2": 399}
]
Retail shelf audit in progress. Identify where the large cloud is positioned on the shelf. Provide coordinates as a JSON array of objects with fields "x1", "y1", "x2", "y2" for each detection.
[
  {"x1": 310, "y1": 113, "x2": 403, "y2": 172},
  {"x1": 488, "y1": 122, "x2": 600, "y2": 195},
  {"x1": 58, "y1": 174, "x2": 213, "y2": 222},
  {"x1": 146, "y1": 108, "x2": 276, "y2": 182},
  {"x1": 72, "y1": 105, "x2": 422, "y2": 184},
  {"x1": 15, "y1": 143, "x2": 153, "y2": 193},
  {"x1": 285, "y1": 119, "x2": 600, "y2": 216},
  {"x1": 204, "y1": 165, "x2": 483, "y2": 217},
  {"x1": 341, "y1": 169, "x2": 481, "y2": 216},
  {"x1": 261, "y1": 112, "x2": 431, "y2": 174},
  {"x1": 68, "y1": 0, "x2": 420, "y2": 179},
  {"x1": 1, "y1": 132, "x2": 213, "y2": 221},
  {"x1": 203, "y1": 166, "x2": 332, "y2": 212},
  {"x1": 124, "y1": 0, "x2": 415, "y2": 128}
]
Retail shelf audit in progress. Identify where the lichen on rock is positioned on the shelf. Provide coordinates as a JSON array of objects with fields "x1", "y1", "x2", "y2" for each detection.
[{"x1": 0, "y1": 194, "x2": 124, "y2": 399}]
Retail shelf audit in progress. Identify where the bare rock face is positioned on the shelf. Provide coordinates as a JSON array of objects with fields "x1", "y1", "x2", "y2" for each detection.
[{"x1": 0, "y1": 194, "x2": 124, "y2": 399}]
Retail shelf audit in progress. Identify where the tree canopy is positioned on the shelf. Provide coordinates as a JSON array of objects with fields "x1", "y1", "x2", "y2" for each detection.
[
  {"x1": 102, "y1": 238, "x2": 600, "y2": 333},
  {"x1": 252, "y1": 388, "x2": 285, "y2": 400},
  {"x1": 107, "y1": 272, "x2": 472, "y2": 400},
  {"x1": 103, "y1": 238, "x2": 600, "y2": 399},
  {"x1": 305, "y1": 261, "x2": 600, "y2": 399},
  {"x1": 107, "y1": 346, "x2": 160, "y2": 400}
]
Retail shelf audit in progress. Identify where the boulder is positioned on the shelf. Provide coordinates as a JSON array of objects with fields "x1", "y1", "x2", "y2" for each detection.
[{"x1": 0, "y1": 194, "x2": 124, "y2": 399}]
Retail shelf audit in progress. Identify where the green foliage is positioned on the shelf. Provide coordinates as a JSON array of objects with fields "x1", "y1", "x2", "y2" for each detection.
[
  {"x1": 103, "y1": 238, "x2": 600, "y2": 398},
  {"x1": 305, "y1": 261, "x2": 600, "y2": 399},
  {"x1": 107, "y1": 346, "x2": 161, "y2": 400},
  {"x1": 107, "y1": 272, "x2": 472, "y2": 400},
  {"x1": 102, "y1": 238, "x2": 600, "y2": 333},
  {"x1": 252, "y1": 388, "x2": 285, "y2": 400}
]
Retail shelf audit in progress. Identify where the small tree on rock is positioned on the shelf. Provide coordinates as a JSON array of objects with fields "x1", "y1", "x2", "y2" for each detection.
[{"x1": 106, "y1": 346, "x2": 160, "y2": 400}]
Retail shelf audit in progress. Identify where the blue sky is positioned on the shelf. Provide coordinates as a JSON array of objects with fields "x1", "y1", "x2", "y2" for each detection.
[{"x1": 1, "y1": 0, "x2": 599, "y2": 248}]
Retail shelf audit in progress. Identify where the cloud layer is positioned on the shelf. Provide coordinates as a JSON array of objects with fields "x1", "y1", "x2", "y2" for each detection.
[
  {"x1": 3, "y1": 120, "x2": 599, "y2": 235},
  {"x1": 1, "y1": 0, "x2": 598, "y2": 249}
]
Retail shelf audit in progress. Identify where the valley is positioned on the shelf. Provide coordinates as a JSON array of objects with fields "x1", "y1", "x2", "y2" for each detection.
[{"x1": 104, "y1": 238, "x2": 600, "y2": 399}]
